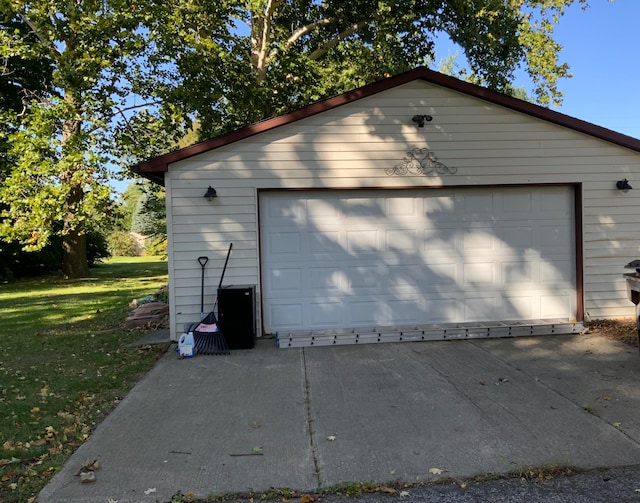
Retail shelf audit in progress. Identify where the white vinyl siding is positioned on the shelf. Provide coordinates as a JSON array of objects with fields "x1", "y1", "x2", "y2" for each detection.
[{"x1": 164, "y1": 79, "x2": 640, "y2": 339}]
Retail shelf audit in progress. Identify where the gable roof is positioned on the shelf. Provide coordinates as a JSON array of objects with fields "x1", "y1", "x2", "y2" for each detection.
[{"x1": 133, "y1": 66, "x2": 640, "y2": 185}]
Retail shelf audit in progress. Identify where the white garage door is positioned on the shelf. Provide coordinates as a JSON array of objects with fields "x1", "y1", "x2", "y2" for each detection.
[{"x1": 260, "y1": 187, "x2": 576, "y2": 334}]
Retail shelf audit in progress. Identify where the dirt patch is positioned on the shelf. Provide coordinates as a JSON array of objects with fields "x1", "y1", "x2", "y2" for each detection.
[{"x1": 587, "y1": 319, "x2": 639, "y2": 347}]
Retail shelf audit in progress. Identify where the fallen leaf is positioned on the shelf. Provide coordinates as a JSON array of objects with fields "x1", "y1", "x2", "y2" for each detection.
[
  {"x1": 0, "y1": 457, "x2": 21, "y2": 466},
  {"x1": 252, "y1": 446, "x2": 263, "y2": 454},
  {"x1": 75, "y1": 459, "x2": 100, "y2": 475},
  {"x1": 613, "y1": 422, "x2": 622, "y2": 428},
  {"x1": 144, "y1": 488, "x2": 157, "y2": 495},
  {"x1": 429, "y1": 467, "x2": 444, "y2": 475},
  {"x1": 80, "y1": 471, "x2": 96, "y2": 483},
  {"x1": 326, "y1": 435, "x2": 337, "y2": 441},
  {"x1": 299, "y1": 494, "x2": 315, "y2": 503},
  {"x1": 399, "y1": 490, "x2": 410, "y2": 498},
  {"x1": 604, "y1": 396, "x2": 611, "y2": 401},
  {"x1": 251, "y1": 421, "x2": 261, "y2": 429}
]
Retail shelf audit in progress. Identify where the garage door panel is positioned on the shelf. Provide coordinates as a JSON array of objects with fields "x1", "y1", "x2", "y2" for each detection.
[
  {"x1": 540, "y1": 293, "x2": 574, "y2": 318},
  {"x1": 310, "y1": 231, "x2": 342, "y2": 253},
  {"x1": 260, "y1": 187, "x2": 576, "y2": 333},
  {"x1": 310, "y1": 302, "x2": 342, "y2": 327},
  {"x1": 463, "y1": 262, "x2": 495, "y2": 285},
  {"x1": 270, "y1": 303, "x2": 304, "y2": 328},
  {"x1": 502, "y1": 192, "x2": 533, "y2": 213},
  {"x1": 269, "y1": 268, "x2": 302, "y2": 291},
  {"x1": 540, "y1": 260, "x2": 572, "y2": 283},
  {"x1": 502, "y1": 261, "x2": 534, "y2": 284},
  {"x1": 347, "y1": 265, "x2": 381, "y2": 290},
  {"x1": 268, "y1": 232, "x2": 301, "y2": 255},
  {"x1": 309, "y1": 267, "x2": 344, "y2": 291},
  {"x1": 425, "y1": 298, "x2": 459, "y2": 323},
  {"x1": 497, "y1": 226, "x2": 533, "y2": 248},
  {"x1": 464, "y1": 295, "x2": 499, "y2": 321},
  {"x1": 503, "y1": 295, "x2": 535, "y2": 319},
  {"x1": 386, "y1": 197, "x2": 418, "y2": 216},
  {"x1": 346, "y1": 229, "x2": 379, "y2": 253},
  {"x1": 385, "y1": 229, "x2": 418, "y2": 252}
]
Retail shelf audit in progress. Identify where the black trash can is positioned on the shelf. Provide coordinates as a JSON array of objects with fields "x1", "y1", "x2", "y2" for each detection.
[{"x1": 218, "y1": 285, "x2": 256, "y2": 349}]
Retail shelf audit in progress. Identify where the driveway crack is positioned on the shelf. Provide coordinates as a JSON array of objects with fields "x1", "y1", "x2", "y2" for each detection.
[{"x1": 302, "y1": 347, "x2": 322, "y2": 487}]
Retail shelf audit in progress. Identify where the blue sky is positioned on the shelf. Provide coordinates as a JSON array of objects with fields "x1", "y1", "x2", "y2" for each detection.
[{"x1": 521, "y1": 0, "x2": 640, "y2": 138}]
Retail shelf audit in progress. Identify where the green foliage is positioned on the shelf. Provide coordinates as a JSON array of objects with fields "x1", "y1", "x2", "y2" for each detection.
[
  {"x1": 155, "y1": 0, "x2": 588, "y2": 140},
  {"x1": 0, "y1": 0, "x2": 186, "y2": 277},
  {"x1": 117, "y1": 183, "x2": 145, "y2": 232},
  {"x1": 86, "y1": 231, "x2": 110, "y2": 266},
  {"x1": 146, "y1": 236, "x2": 168, "y2": 258},
  {"x1": 0, "y1": 257, "x2": 168, "y2": 501},
  {"x1": 0, "y1": 14, "x2": 54, "y2": 176},
  {"x1": 131, "y1": 182, "x2": 166, "y2": 238},
  {"x1": 106, "y1": 231, "x2": 140, "y2": 257}
]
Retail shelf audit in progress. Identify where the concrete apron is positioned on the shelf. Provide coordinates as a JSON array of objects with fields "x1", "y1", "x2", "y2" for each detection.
[{"x1": 38, "y1": 333, "x2": 640, "y2": 503}]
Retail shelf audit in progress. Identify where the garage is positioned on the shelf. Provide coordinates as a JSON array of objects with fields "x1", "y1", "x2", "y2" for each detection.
[
  {"x1": 134, "y1": 67, "x2": 640, "y2": 345},
  {"x1": 260, "y1": 186, "x2": 578, "y2": 335}
]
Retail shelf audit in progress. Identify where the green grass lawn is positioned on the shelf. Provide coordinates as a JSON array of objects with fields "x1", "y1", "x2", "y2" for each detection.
[{"x1": 0, "y1": 256, "x2": 169, "y2": 502}]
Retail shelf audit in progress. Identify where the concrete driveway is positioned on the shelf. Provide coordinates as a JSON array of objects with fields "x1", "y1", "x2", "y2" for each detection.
[{"x1": 39, "y1": 333, "x2": 640, "y2": 502}]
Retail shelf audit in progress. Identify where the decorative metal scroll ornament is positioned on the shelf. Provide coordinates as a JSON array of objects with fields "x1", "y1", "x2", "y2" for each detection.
[{"x1": 386, "y1": 148, "x2": 457, "y2": 176}]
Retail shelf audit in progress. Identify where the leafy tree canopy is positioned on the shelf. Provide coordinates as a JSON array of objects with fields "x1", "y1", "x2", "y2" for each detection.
[
  {"x1": 155, "y1": 0, "x2": 588, "y2": 138},
  {"x1": 0, "y1": 0, "x2": 589, "y2": 277}
]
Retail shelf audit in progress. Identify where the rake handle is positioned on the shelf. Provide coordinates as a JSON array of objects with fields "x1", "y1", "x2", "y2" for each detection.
[{"x1": 198, "y1": 256, "x2": 209, "y2": 317}]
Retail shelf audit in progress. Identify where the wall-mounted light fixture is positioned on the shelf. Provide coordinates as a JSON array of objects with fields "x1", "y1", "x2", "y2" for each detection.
[
  {"x1": 616, "y1": 179, "x2": 632, "y2": 192},
  {"x1": 204, "y1": 186, "x2": 218, "y2": 200},
  {"x1": 412, "y1": 114, "x2": 433, "y2": 128}
]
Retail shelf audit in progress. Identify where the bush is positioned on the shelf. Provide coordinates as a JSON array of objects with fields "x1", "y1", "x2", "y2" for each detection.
[
  {"x1": 106, "y1": 231, "x2": 140, "y2": 257},
  {"x1": 87, "y1": 231, "x2": 110, "y2": 266},
  {"x1": 146, "y1": 236, "x2": 167, "y2": 258},
  {"x1": 0, "y1": 238, "x2": 62, "y2": 280},
  {"x1": 0, "y1": 231, "x2": 110, "y2": 280}
]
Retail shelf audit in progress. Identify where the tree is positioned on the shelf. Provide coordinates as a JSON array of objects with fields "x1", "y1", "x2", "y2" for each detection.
[
  {"x1": 0, "y1": 1, "x2": 187, "y2": 277},
  {"x1": 1, "y1": 0, "x2": 589, "y2": 277},
  {"x1": 156, "y1": 0, "x2": 588, "y2": 139},
  {"x1": 130, "y1": 181, "x2": 166, "y2": 239}
]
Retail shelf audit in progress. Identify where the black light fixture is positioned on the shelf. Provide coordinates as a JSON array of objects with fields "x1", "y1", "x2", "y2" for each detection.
[
  {"x1": 204, "y1": 186, "x2": 218, "y2": 200},
  {"x1": 412, "y1": 114, "x2": 433, "y2": 128},
  {"x1": 616, "y1": 179, "x2": 632, "y2": 192}
]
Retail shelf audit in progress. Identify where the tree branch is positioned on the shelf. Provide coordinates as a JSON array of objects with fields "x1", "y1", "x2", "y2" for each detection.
[
  {"x1": 286, "y1": 18, "x2": 333, "y2": 47},
  {"x1": 83, "y1": 99, "x2": 166, "y2": 136},
  {"x1": 251, "y1": 0, "x2": 281, "y2": 81},
  {"x1": 16, "y1": 12, "x2": 61, "y2": 58},
  {"x1": 308, "y1": 20, "x2": 370, "y2": 60}
]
